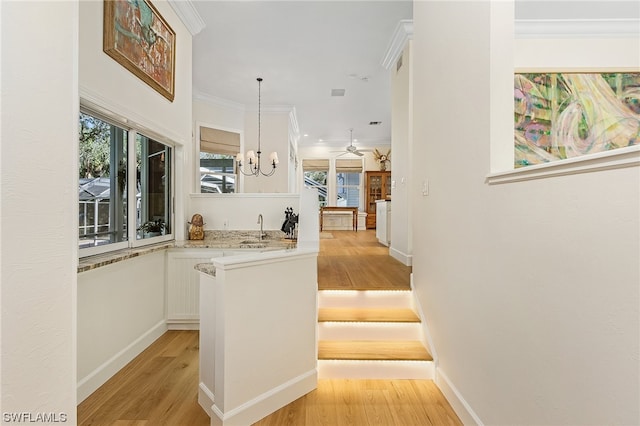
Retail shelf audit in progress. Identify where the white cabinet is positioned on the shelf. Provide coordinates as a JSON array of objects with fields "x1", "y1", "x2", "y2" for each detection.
[
  {"x1": 166, "y1": 249, "x2": 223, "y2": 329},
  {"x1": 375, "y1": 200, "x2": 391, "y2": 246},
  {"x1": 166, "y1": 248, "x2": 275, "y2": 329}
]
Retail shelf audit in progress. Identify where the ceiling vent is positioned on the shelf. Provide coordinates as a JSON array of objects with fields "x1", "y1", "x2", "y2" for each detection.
[
  {"x1": 331, "y1": 89, "x2": 346, "y2": 97},
  {"x1": 369, "y1": 121, "x2": 382, "y2": 125}
]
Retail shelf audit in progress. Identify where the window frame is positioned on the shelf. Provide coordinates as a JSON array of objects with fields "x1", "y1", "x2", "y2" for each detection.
[
  {"x1": 334, "y1": 158, "x2": 364, "y2": 209},
  {"x1": 336, "y1": 171, "x2": 362, "y2": 209},
  {"x1": 199, "y1": 156, "x2": 237, "y2": 194},
  {"x1": 302, "y1": 160, "x2": 329, "y2": 209},
  {"x1": 79, "y1": 106, "x2": 175, "y2": 258},
  {"x1": 194, "y1": 122, "x2": 242, "y2": 194}
]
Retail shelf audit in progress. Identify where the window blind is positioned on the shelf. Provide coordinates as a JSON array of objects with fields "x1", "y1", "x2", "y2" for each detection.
[
  {"x1": 200, "y1": 127, "x2": 240, "y2": 155},
  {"x1": 335, "y1": 159, "x2": 363, "y2": 173},
  {"x1": 302, "y1": 159, "x2": 329, "y2": 171}
]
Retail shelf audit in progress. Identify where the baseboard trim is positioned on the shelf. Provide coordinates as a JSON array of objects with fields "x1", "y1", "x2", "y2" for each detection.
[
  {"x1": 410, "y1": 288, "x2": 438, "y2": 364},
  {"x1": 211, "y1": 368, "x2": 317, "y2": 426},
  {"x1": 389, "y1": 246, "x2": 412, "y2": 266},
  {"x1": 167, "y1": 320, "x2": 199, "y2": 330},
  {"x1": 435, "y1": 368, "x2": 484, "y2": 426},
  {"x1": 198, "y1": 382, "x2": 215, "y2": 418},
  {"x1": 77, "y1": 320, "x2": 167, "y2": 402}
]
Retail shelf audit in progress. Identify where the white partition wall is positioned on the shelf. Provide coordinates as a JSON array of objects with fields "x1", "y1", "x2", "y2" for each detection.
[
  {"x1": 188, "y1": 193, "x2": 300, "y2": 232},
  {"x1": 199, "y1": 249, "x2": 318, "y2": 425},
  {"x1": 411, "y1": 1, "x2": 640, "y2": 425}
]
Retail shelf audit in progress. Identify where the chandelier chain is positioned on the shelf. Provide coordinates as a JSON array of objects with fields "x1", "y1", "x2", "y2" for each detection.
[{"x1": 237, "y1": 77, "x2": 277, "y2": 177}]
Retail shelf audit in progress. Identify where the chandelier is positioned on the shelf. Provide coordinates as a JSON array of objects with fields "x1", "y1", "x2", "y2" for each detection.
[{"x1": 236, "y1": 77, "x2": 278, "y2": 177}]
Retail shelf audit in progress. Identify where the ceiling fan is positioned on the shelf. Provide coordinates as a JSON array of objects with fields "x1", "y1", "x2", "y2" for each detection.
[{"x1": 332, "y1": 129, "x2": 369, "y2": 157}]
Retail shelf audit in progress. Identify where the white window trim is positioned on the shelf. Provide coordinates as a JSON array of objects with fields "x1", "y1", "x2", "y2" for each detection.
[
  {"x1": 79, "y1": 105, "x2": 176, "y2": 257},
  {"x1": 194, "y1": 121, "x2": 243, "y2": 193},
  {"x1": 336, "y1": 173, "x2": 363, "y2": 210},
  {"x1": 486, "y1": 145, "x2": 639, "y2": 185},
  {"x1": 80, "y1": 241, "x2": 129, "y2": 258}
]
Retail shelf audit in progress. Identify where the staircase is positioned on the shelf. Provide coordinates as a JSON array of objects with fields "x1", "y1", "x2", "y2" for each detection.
[{"x1": 317, "y1": 289, "x2": 434, "y2": 379}]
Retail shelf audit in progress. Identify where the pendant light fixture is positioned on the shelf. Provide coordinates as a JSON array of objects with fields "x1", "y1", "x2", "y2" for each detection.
[{"x1": 236, "y1": 77, "x2": 278, "y2": 177}]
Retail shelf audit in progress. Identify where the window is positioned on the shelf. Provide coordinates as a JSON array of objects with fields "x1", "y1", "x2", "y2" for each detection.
[
  {"x1": 200, "y1": 155, "x2": 235, "y2": 193},
  {"x1": 79, "y1": 113, "x2": 128, "y2": 250},
  {"x1": 302, "y1": 159, "x2": 329, "y2": 208},
  {"x1": 335, "y1": 159, "x2": 363, "y2": 208},
  {"x1": 137, "y1": 134, "x2": 172, "y2": 239},
  {"x1": 199, "y1": 126, "x2": 238, "y2": 193},
  {"x1": 79, "y1": 111, "x2": 173, "y2": 256},
  {"x1": 337, "y1": 172, "x2": 361, "y2": 207}
]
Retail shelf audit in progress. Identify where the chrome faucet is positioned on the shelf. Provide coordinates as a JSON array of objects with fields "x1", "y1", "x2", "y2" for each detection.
[{"x1": 257, "y1": 214, "x2": 264, "y2": 240}]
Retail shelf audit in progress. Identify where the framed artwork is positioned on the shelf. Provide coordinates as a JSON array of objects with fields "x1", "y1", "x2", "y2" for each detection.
[
  {"x1": 514, "y1": 72, "x2": 639, "y2": 167},
  {"x1": 104, "y1": 0, "x2": 176, "y2": 102}
]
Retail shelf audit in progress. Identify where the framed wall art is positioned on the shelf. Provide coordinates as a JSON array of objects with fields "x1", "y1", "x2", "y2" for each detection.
[
  {"x1": 514, "y1": 72, "x2": 639, "y2": 168},
  {"x1": 104, "y1": 0, "x2": 176, "y2": 102}
]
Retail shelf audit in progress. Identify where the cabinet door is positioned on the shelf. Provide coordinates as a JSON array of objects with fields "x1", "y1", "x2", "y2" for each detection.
[
  {"x1": 381, "y1": 173, "x2": 390, "y2": 199},
  {"x1": 166, "y1": 250, "x2": 223, "y2": 327},
  {"x1": 366, "y1": 171, "x2": 390, "y2": 229},
  {"x1": 367, "y1": 173, "x2": 383, "y2": 215}
]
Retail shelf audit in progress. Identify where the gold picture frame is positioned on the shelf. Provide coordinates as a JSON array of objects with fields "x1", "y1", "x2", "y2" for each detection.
[{"x1": 103, "y1": 0, "x2": 176, "y2": 102}]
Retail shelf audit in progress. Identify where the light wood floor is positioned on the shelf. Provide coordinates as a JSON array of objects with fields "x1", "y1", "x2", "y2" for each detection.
[
  {"x1": 318, "y1": 230, "x2": 412, "y2": 290},
  {"x1": 78, "y1": 230, "x2": 462, "y2": 426},
  {"x1": 254, "y1": 379, "x2": 460, "y2": 426},
  {"x1": 77, "y1": 330, "x2": 209, "y2": 426},
  {"x1": 78, "y1": 331, "x2": 459, "y2": 426}
]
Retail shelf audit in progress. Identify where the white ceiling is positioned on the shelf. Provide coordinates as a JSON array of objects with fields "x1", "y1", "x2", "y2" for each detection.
[
  {"x1": 192, "y1": 1, "x2": 412, "y2": 149},
  {"x1": 191, "y1": 1, "x2": 639, "y2": 149}
]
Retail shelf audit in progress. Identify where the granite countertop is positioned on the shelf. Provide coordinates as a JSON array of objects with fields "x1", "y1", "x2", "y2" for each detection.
[
  {"x1": 194, "y1": 262, "x2": 216, "y2": 277},
  {"x1": 175, "y1": 230, "x2": 297, "y2": 250},
  {"x1": 78, "y1": 230, "x2": 297, "y2": 273}
]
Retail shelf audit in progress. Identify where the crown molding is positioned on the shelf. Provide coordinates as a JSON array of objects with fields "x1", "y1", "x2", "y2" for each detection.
[
  {"x1": 515, "y1": 18, "x2": 640, "y2": 39},
  {"x1": 193, "y1": 90, "x2": 246, "y2": 112},
  {"x1": 381, "y1": 19, "x2": 414, "y2": 70},
  {"x1": 261, "y1": 105, "x2": 295, "y2": 114},
  {"x1": 168, "y1": 0, "x2": 206, "y2": 36}
]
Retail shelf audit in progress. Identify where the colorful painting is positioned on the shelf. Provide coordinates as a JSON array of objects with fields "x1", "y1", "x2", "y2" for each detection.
[
  {"x1": 514, "y1": 72, "x2": 640, "y2": 167},
  {"x1": 104, "y1": 0, "x2": 175, "y2": 101}
]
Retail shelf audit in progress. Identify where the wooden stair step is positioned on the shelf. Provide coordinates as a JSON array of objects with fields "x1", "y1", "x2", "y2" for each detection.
[
  {"x1": 318, "y1": 308, "x2": 420, "y2": 323},
  {"x1": 318, "y1": 340, "x2": 433, "y2": 361}
]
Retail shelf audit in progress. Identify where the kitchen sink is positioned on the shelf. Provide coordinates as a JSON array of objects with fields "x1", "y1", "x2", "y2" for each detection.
[{"x1": 238, "y1": 240, "x2": 267, "y2": 248}]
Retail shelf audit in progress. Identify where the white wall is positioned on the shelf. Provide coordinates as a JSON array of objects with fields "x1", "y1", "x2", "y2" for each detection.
[
  {"x1": 77, "y1": 252, "x2": 166, "y2": 401},
  {"x1": 412, "y1": 2, "x2": 639, "y2": 425},
  {"x1": 1, "y1": 1, "x2": 79, "y2": 421},
  {"x1": 189, "y1": 194, "x2": 301, "y2": 232},
  {"x1": 203, "y1": 249, "x2": 318, "y2": 425},
  {"x1": 390, "y1": 42, "x2": 413, "y2": 265},
  {"x1": 79, "y1": 0, "x2": 193, "y2": 241},
  {"x1": 243, "y1": 110, "x2": 291, "y2": 193},
  {"x1": 75, "y1": 0, "x2": 193, "y2": 401}
]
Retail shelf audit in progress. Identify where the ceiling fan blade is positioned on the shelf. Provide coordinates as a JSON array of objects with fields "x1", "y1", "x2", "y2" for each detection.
[{"x1": 353, "y1": 151, "x2": 365, "y2": 157}]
